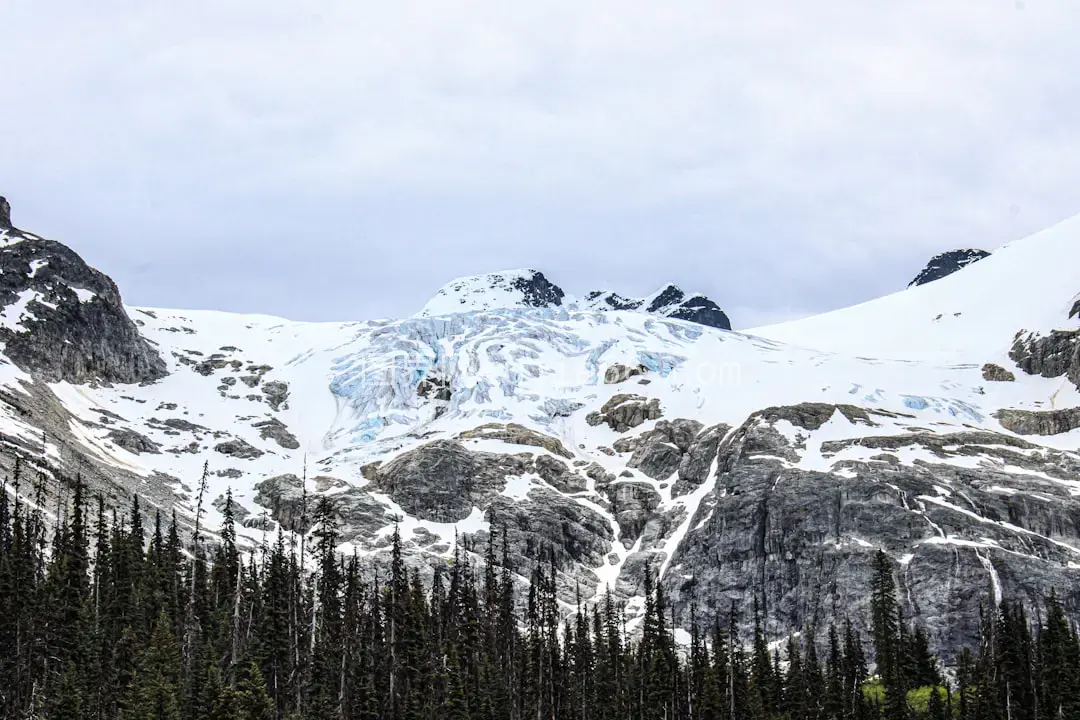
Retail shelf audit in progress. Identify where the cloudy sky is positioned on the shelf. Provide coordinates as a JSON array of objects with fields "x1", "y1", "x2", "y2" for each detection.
[{"x1": 2, "y1": 1, "x2": 1079, "y2": 328}]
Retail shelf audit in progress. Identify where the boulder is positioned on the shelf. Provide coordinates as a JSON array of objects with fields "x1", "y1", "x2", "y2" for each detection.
[
  {"x1": 214, "y1": 438, "x2": 264, "y2": 459},
  {"x1": 106, "y1": 428, "x2": 161, "y2": 455},
  {"x1": 982, "y1": 363, "x2": 1016, "y2": 382},
  {"x1": 604, "y1": 363, "x2": 647, "y2": 384}
]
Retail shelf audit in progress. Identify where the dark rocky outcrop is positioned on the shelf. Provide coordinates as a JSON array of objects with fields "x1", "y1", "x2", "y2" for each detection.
[
  {"x1": 106, "y1": 427, "x2": 161, "y2": 455},
  {"x1": 657, "y1": 404, "x2": 1080, "y2": 663},
  {"x1": 584, "y1": 284, "x2": 732, "y2": 330},
  {"x1": 996, "y1": 407, "x2": 1080, "y2": 436},
  {"x1": 908, "y1": 249, "x2": 990, "y2": 287},
  {"x1": 673, "y1": 423, "x2": 730, "y2": 497},
  {"x1": 509, "y1": 271, "x2": 565, "y2": 308},
  {"x1": 586, "y1": 394, "x2": 663, "y2": 432},
  {"x1": 604, "y1": 481, "x2": 662, "y2": 547},
  {"x1": 604, "y1": 363, "x2": 647, "y2": 385},
  {"x1": 0, "y1": 197, "x2": 167, "y2": 384},
  {"x1": 261, "y1": 381, "x2": 290, "y2": 411},
  {"x1": 252, "y1": 417, "x2": 299, "y2": 449},
  {"x1": 371, "y1": 440, "x2": 531, "y2": 523},
  {"x1": 982, "y1": 363, "x2": 1016, "y2": 382},
  {"x1": 534, "y1": 455, "x2": 587, "y2": 494},
  {"x1": 1010, "y1": 329, "x2": 1080, "y2": 390},
  {"x1": 214, "y1": 438, "x2": 264, "y2": 459}
]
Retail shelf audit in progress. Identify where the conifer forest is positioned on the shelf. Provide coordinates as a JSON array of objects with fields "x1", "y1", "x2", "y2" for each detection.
[{"x1": 1, "y1": 460, "x2": 1079, "y2": 720}]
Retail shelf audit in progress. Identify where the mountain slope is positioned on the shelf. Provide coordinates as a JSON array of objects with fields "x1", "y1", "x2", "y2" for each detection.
[
  {"x1": 1, "y1": 196, "x2": 1079, "y2": 659},
  {"x1": 753, "y1": 215, "x2": 1080, "y2": 362}
]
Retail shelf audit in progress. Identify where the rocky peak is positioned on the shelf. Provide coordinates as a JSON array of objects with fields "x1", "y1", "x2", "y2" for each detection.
[
  {"x1": 582, "y1": 284, "x2": 732, "y2": 330},
  {"x1": 908, "y1": 248, "x2": 990, "y2": 287},
  {"x1": 0, "y1": 204, "x2": 167, "y2": 384},
  {"x1": 418, "y1": 269, "x2": 566, "y2": 316}
]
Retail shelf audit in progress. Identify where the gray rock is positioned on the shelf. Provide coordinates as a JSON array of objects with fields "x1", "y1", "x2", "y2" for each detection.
[
  {"x1": 982, "y1": 363, "x2": 1016, "y2": 382},
  {"x1": 478, "y1": 488, "x2": 613, "y2": 600},
  {"x1": 457, "y1": 422, "x2": 573, "y2": 458},
  {"x1": 371, "y1": 439, "x2": 530, "y2": 522},
  {"x1": 659, "y1": 403, "x2": 1080, "y2": 664},
  {"x1": 673, "y1": 423, "x2": 729, "y2": 497},
  {"x1": 252, "y1": 417, "x2": 300, "y2": 449},
  {"x1": 0, "y1": 199, "x2": 167, "y2": 384},
  {"x1": 212, "y1": 493, "x2": 251, "y2": 523},
  {"x1": 534, "y1": 454, "x2": 587, "y2": 494},
  {"x1": 214, "y1": 438, "x2": 264, "y2": 459},
  {"x1": 628, "y1": 438, "x2": 682, "y2": 481},
  {"x1": 261, "y1": 381, "x2": 290, "y2": 411},
  {"x1": 996, "y1": 407, "x2": 1080, "y2": 436},
  {"x1": 604, "y1": 363, "x2": 647, "y2": 384},
  {"x1": 584, "y1": 462, "x2": 616, "y2": 491},
  {"x1": 588, "y1": 394, "x2": 663, "y2": 433},
  {"x1": 1010, "y1": 329, "x2": 1080, "y2": 389},
  {"x1": 604, "y1": 481, "x2": 662, "y2": 547},
  {"x1": 253, "y1": 474, "x2": 306, "y2": 531},
  {"x1": 106, "y1": 427, "x2": 161, "y2": 455}
]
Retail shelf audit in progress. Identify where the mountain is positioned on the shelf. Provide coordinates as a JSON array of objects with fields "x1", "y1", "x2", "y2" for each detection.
[
  {"x1": 908, "y1": 248, "x2": 991, "y2": 288},
  {"x1": 1, "y1": 195, "x2": 1078, "y2": 662},
  {"x1": 419, "y1": 269, "x2": 732, "y2": 329}
]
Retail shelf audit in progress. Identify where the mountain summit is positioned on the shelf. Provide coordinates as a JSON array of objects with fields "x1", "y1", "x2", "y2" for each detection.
[{"x1": 419, "y1": 269, "x2": 732, "y2": 329}]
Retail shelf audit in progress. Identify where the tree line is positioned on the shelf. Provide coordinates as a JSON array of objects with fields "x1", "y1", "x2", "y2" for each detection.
[{"x1": 1, "y1": 459, "x2": 1079, "y2": 719}]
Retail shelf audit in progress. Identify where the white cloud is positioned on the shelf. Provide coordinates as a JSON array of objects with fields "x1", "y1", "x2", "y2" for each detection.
[{"x1": 1, "y1": 0, "x2": 1079, "y2": 325}]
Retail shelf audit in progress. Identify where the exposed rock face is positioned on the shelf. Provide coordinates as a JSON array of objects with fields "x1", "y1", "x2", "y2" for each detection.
[
  {"x1": 627, "y1": 419, "x2": 703, "y2": 480},
  {"x1": 604, "y1": 481, "x2": 662, "y2": 547},
  {"x1": 908, "y1": 249, "x2": 990, "y2": 287},
  {"x1": 658, "y1": 404, "x2": 1080, "y2": 663},
  {"x1": 981, "y1": 363, "x2": 1016, "y2": 382},
  {"x1": 371, "y1": 439, "x2": 531, "y2": 522},
  {"x1": 604, "y1": 363, "x2": 647, "y2": 385},
  {"x1": 1010, "y1": 329, "x2": 1080, "y2": 389},
  {"x1": 262, "y1": 381, "x2": 290, "y2": 411},
  {"x1": 479, "y1": 488, "x2": 614, "y2": 593},
  {"x1": 510, "y1": 271, "x2": 566, "y2": 308},
  {"x1": 253, "y1": 474, "x2": 306, "y2": 531},
  {"x1": 457, "y1": 422, "x2": 572, "y2": 458},
  {"x1": 0, "y1": 197, "x2": 10, "y2": 229},
  {"x1": 214, "y1": 438, "x2": 264, "y2": 459},
  {"x1": 534, "y1": 455, "x2": 587, "y2": 494},
  {"x1": 0, "y1": 198, "x2": 167, "y2": 384},
  {"x1": 996, "y1": 407, "x2": 1080, "y2": 436},
  {"x1": 106, "y1": 427, "x2": 161, "y2": 455},
  {"x1": 253, "y1": 417, "x2": 300, "y2": 449},
  {"x1": 673, "y1": 423, "x2": 730, "y2": 497},
  {"x1": 584, "y1": 284, "x2": 732, "y2": 330},
  {"x1": 586, "y1": 394, "x2": 663, "y2": 432}
]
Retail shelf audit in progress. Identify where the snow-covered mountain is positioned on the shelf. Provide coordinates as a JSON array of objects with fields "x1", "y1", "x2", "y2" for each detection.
[
  {"x1": 419, "y1": 269, "x2": 732, "y2": 330},
  {"x1": 1, "y1": 195, "x2": 1078, "y2": 660}
]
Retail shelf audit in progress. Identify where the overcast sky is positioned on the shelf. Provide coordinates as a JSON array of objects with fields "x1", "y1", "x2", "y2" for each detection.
[{"x1": 2, "y1": 1, "x2": 1080, "y2": 328}]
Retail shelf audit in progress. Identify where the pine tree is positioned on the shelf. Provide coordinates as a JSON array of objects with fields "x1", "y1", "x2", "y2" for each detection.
[{"x1": 122, "y1": 610, "x2": 182, "y2": 720}]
